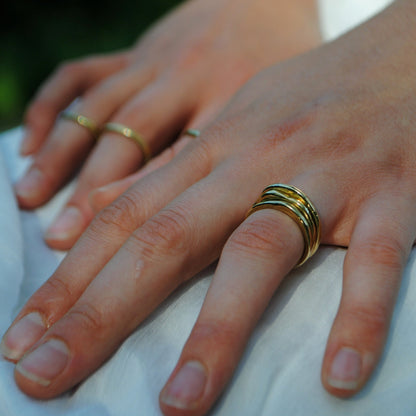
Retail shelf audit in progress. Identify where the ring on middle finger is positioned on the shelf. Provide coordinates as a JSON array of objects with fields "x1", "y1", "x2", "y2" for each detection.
[
  {"x1": 103, "y1": 122, "x2": 151, "y2": 164},
  {"x1": 246, "y1": 184, "x2": 321, "y2": 267}
]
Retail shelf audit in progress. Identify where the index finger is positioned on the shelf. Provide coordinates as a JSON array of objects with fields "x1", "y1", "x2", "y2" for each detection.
[{"x1": 160, "y1": 180, "x2": 333, "y2": 414}]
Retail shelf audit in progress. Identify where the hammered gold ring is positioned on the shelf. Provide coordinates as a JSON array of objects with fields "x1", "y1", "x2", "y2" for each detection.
[
  {"x1": 103, "y1": 122, "x2": 151, "y2": 163},
  {"x1": 60, "y1": 111, "x2": 101, "y2": 139},
  {"x1": 246, "y1": 184, "x2": 321, "y2": 267}
]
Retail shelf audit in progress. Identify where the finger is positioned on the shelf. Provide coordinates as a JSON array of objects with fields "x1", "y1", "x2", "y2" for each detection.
[
  {"x1": 89, "y1": 134, "x2": 195, "y2": 213},
  {"x1": 322, "y1": 192, "x2": 416, "y2": 397},
  {"x1": 158, "y1": 210, "x2": 302, "y2": 415},
  {"x1": 87, "y1": 107, "x2": 217, "y2": 213},
  {"x1": 44, "y1": 77, "x2": 197, "y2": 249},
  {"x1": 21, "y1": 52, "x2": 130, "y2": 155},
  {"x1": 159, "y1": 178, "x2": 334, "y2": 415},
  {"x1": 9, "y1": 162, "x2": 250, "y2": 399},
  {"x1": 88, "y1": 110, "x2": 211, "y2": 213},
  {"x1": 15, "y1": 63, "x2": 155, "y2": 209},
  {"x1": 1, "y1": 137, "x2": 212, "y2": 363}
]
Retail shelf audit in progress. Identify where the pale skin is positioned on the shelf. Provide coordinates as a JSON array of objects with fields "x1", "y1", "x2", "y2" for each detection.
[
  {"x1": 14, "y1": 0, "x2": 320, "y2": 250},
  {"x1": 2, "y1": 0, "x2": 416, "y2": 416}
]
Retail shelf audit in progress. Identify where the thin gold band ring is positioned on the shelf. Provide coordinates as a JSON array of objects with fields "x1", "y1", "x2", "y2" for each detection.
[
  {"x1": 60, "y1": 111, "x2": 101, "y2": 139},
  {"x1": 183, "y1": 129, "x2": 201, "y2": 138},
  {"x1": 247, "y1": 184, "x2": 321, "y2": 267},
  {"x1": 104, "y1": 122, "x2": 151, "y2": 163}
]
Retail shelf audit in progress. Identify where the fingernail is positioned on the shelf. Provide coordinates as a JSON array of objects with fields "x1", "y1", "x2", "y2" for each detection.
[
  {"x1": 1, "y1": 312, "x2": 46, "y2": 361},
  {"x1": 15, "y1": 167, "x2": 44, "y2": 199},
  {"x1": 45, "y1": 206, "x2": 84, "y2": 241},
  {"x1": 16, "y1": 339, "x2": 70, "y2": 387},
  {"x1": 161, "y1": 361, "x2": 207, "y2": 410},
  {"x1": 328, "y1": 347, "x2": 362, "y2": 390}
]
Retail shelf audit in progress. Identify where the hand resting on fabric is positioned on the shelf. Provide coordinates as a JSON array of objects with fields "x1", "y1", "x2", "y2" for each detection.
[
  {"x1": 14, "y1": 0, "x2": 320, "y2": 250},
  {"x1": 2, "y1": 0, "x2": 416, "y2": 415}
]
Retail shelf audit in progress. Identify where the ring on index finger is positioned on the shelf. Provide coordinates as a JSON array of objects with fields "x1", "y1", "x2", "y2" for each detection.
[{"x1": 247, "y1": 184, "x2": 321, "y2": 267}]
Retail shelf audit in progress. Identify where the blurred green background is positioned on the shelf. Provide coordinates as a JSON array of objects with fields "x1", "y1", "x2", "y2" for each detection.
[{"x1": 1, "y1": 0, "x2": 180, "y2": 131}]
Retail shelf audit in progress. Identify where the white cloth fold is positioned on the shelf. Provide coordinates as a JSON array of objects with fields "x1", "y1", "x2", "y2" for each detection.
[{"x1": 2, "y1": 2, "x2": 415, "y2": 415}]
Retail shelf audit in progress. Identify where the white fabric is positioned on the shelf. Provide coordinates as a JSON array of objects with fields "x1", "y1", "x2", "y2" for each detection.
[
  {"x1": 318, "y1": 0, "x2": 393, "y2": 40},
  {"x1": 2, "y1": 1, "x2": 415, "y2": 415}
]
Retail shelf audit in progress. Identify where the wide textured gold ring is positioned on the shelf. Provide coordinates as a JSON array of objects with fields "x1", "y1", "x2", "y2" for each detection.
[
  {"x1": 60, "y1": 111, "x2": 101, "y2": 139},
  {"x1": 104, "y1": 122, "x2": 151, "y2": 163},
  {"x1": 246, "y1": 184, "x2": 321, "y2": 267},
  {"x1": 183, "y1": 128, "x2": 201, "y2": 138}
]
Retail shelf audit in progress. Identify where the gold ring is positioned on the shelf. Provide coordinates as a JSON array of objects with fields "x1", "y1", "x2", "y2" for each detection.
[
  {"x1": 104, "y1": 122, "x2": 151, "y2": 163},
  {"x1": 60, "y1": 111, "x2": 101, "y2": 139},
  {"x1": 183, "y1": 129, "x2": 201, "y2": 138},
  {"x1": 246, "y1": 184, "x2": 321, "y2": 267}
]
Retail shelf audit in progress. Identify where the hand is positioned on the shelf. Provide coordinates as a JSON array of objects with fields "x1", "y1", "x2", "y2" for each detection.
[
  {"x1": 14, "y1": 0, "x2": 320, "y2": 250},
  {"x1": 2, "y1": 0, "x2": 416, "y2": 415}
]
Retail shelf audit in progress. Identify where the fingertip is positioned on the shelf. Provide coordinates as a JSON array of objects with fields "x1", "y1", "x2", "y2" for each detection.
[
  {"x1": 44, "y1": 206, "x2": 86, "y2": 250},
  {"x1": 321, "y1": 321, "x2": 381, "y2": 399},
  {"x1": 88, "y1": 186, "x2": 116, "y2": 213},
  {"x1": 1, "y1": 312, "x2": 47, "y2": 363},
  {"x1": 14, "y1": 167, "x2": 50, "y2": 209},
  {"x1": 14, "y1": 338, "x2": 71, "y2": 400},
  {"x1": 44, "y1": 235, "x2": 78, "y2": 251},
  {"x1": 160, "y1": 360, "x2": 208, "y2": 415},
  {"x1": 89, "y1": 178, "x2": 133, "y2": 213},
  {"x1": 19, "y1": 136, "x2": 34, "y2": 157},
  {"x1": 322, "y1": 345, "x2": 364, "y2": 398}
]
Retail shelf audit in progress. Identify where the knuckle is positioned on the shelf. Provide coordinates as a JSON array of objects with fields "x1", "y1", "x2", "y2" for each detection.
[
  {"x1": 361, "y1": 237, "x2": 405, "y2": 273},
  {"x1": 92, "y1": 193, "x2": 140, "y2": 237},
  {"x1": 41, "y1": 275, "x2": 74, "y2": 299},
  {"x1": 343, "y1": 303, "x2": 390, "y2": 340},
  {"x1": 189, "y1": 133, "x2": 214, "y2": 173},
  {"x1": 27, "y1": 276, "x2": 74, "y2": 315},
  {"x1": 68, "y1": 303, "x2": 104, "y2": 334},
  {"x1": 227, "y1": 217, "x2": 289, "y2": 260},
  {"x1": 190, "y1": 321, "x2": 241, "y2": 351},
  {"x1": 127, "y1": 205, "x2": 192, "y2": 260}
]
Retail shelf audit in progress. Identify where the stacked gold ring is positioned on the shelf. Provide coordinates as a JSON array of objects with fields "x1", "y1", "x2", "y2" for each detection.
[
  {"x1": 60, "y1": 111, "x2": 101, "y2": 139},
  {"x1": 103, "y1": 122, "x2": 151, "y2": 164},
  {"x1": 247, "y1": 184, "x2": 321, "y2": 267}
]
